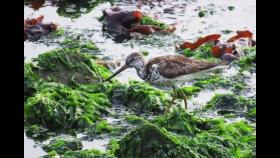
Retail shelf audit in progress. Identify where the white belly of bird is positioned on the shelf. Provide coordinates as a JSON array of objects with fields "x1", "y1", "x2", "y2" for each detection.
[{"x1": 151, "y1": 65, "x2": 227, "y2": 86}]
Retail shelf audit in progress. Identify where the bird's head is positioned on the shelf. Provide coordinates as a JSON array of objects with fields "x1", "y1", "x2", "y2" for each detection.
[
  {"x1": 105, "y1": 52, "x2": 145, "y2": 81},
  {"x1": 125, "y1": 52, "x2": 145, "y2": 68}
]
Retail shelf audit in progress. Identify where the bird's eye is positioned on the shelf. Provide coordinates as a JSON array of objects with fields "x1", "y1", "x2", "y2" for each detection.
[{"x1": 130, "y1": 58, "x2": 134, "y2": 62}]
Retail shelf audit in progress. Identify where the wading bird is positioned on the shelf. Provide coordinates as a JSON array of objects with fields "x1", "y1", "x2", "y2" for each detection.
[{"x1": 106, "y1": 52, "x2": 226, "y2": 112}]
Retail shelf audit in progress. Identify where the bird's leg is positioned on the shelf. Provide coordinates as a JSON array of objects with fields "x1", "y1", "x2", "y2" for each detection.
[
  {"x1": 178, "y1": 87, "x2": 188, "y2": 110},
  {"x1": 165, "y1": 86, "x2": 177, "y2": 113},
  {"x1": 184, "y1": 96, "x2": 188, "y2": 110},
  {"x1": 227, "y1": 62, "x2": 232, "y2": 69}
]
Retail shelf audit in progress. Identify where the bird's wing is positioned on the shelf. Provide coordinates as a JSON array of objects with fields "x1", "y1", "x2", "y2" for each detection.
[{"x1": 148, "y1": 55, "x2": 219, "y2": 79}]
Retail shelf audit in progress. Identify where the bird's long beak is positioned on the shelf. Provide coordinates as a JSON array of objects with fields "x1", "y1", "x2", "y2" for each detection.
[{"x1": 105, "y1": 64, "x2": 129, "y2": 81}]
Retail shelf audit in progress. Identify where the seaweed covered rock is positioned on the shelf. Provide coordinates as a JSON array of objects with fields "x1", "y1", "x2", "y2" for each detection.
[
  {"x1": 24, "y1": 82, "x2": 111, "y2": 130},
  {"x1": 116, "y1": 123, "x2": 198, "y2": 158},
  {"x1": 33, "y1": 48, "x2": 111, "y2": 85},
  {"x1": 63, "y1": 149, "x2": 115, "y2": 158},
  {"x1": 109, "y1": 83, "x2": 129, "y2": 104},
  {"x1": 74, "y1": 81, "x2": 129, "y2": 105},
  {"x1": 153, "y1": 108, "x2": 255, "y2": 157},
  {"x1": 118, "y1": 109, "x2": 255, "y2": 158},
  {"x1": 201, "y1": 119, "x2": 256, "y2": 157},
  {"x1": 24, "y1": 63, "x2": 40, "y2": 99},
  {"x1": 74, "y1": 81, "x2": 130, "y2": 111},
  {"x1": 124, "y1": 81, "x2": 171, "y2": 114},
  {"x1": 206, "y1": 94, "x2": 256, "y2": 115},
  {"x1": 25, "y1": 124, "x2": 54, "y2": 140},
  {"x1": 43, "y1": 137, "x2": 82, "y2": 154},
  {"x1": 182, "y1": 129, "x2": 254, "y2": 158},
  {"x1": 153, "y1": 108, "x2": 209, "y2": 136}
]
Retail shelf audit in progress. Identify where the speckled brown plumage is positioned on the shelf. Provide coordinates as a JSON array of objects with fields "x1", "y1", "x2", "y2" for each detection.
[
  {"x1": 106, "y1": 52, "x2": 224, "y2": 83},
  {"x1": 146, "y1": 55, "x2": 219, "y2": 79}
]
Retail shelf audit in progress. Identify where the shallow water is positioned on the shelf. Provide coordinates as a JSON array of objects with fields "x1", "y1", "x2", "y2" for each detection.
[
  {"x1": 189, "y1": 88, "x2": 233, "y2": 110},
  {"x1": 24, "y1": 0, "x2": 256, "y2": 156},
  {"x1": 24, "y1": 133, "x2": 46, "y2": 158},
  {"x1": 77, "y1": 133, "x2": 110, "y2": 152}
]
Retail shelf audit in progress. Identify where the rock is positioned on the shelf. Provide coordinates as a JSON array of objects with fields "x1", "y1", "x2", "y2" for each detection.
[
  {"x1": 43, "y1": 137, "x2": 83, "y2": 155},
  {"x1": 24, "y1": 82, "x2": 111, "y2": 130},
  {"x1": 33, "y1": 49, "x2": 111, "y2": 85},
  {"x1": 116, "y1": 123, "x2": 198, "y2": 158}
]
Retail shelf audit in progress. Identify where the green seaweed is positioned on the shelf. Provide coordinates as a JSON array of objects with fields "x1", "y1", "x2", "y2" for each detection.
[
  {"x1": 193, "y1": 74, "x2": 231, "y2": 89},
  {"x1": 152, "y1": 108, "x2": 255, "y2": 157},
  {"x1": 176, "y1": 86, "x2": 201, "y2": 98},
  {"x1": 43, "y1": 137, "x2": 82, "y2": 155},
  {"x1": 24, "y1": 63, "x2": 40, "y2": 99},
  {"x1": 57, "y1": 0, "x2": 113, "y2": 19},
  {"x1": 205, "y1": 120, "x2": 256, "y2": 157},
  {"x1": 182, "y1": 44, "x2": 219, "y2": 62},
  {"x1": 124, "y1": 81, "x2": 172, "y2": 114},
  {"x1": 198, "y1": 11, "x2": 206, "y2": 17},
  {"x1": 228, "y1": 6, "x2": 235, "y2": 11},
  {"x1": 107, "y1": 139, "x2": 120, "y2": 155},
  {"x1": 63, "y1": 149, "x2": 115, "y2": 158},
  {"x1": 116, "y1": 123, "x2": 200, "y2": 158},
  {"x1": 60, "y1": 37, "x2": 99, "y2": 51},
  {"x1": 95, "y1": 120, "x2": 113, "y2": 133},
  {"x1": 140, "y1": 16, "x2": 169, "y2": 30},
  {"x1": 233, "y1": 83, "x2": 247, "y2": 92},
  {"x1": 117, "y1": 108, "x2": 255, "y2": 158},
  {"x1": 109, "y1": 83, "x2": 129, "y2": 103},
  {"x1": 75, "y1": 81, "x2": 121, "y2": 98},
  {"x1": 221, "y1": 30, "x2": 233, "y2": 34},
  {"x1": 25, "y1": 82, "x2": 111, "y2": 131},
  {"x1": 85, "y1": 120, "x2": 113, "y2": 136},
  {"x1": 234, "y1": 47, "x2": 256, "y2": 72},
  {"x1": 141, "y1": 50, "x2": 149, "y2": 56},
  {"x1": 193, "y1": 72, "x2": 250, "y2": 93},
  {"x1": 43, "y1": 151, "x2": 58, "y2": 158},
  {"x1": 153, "y1": 108, "x2": 209, "y2": 136},
  {"x1": 25, "y1": 125, "x2": 54, "y2": 141},
  {"x1": 124, "y1": 114, "x2": 148, "y2": 125},
  {"x1": 205, "y1": 94, "x2": 256, "y2": 114},
  {"x1": 246, "y1": 107, "x2": 256, "y2": 121},
  {"x1": 33, "y1": 48, "x2": 111, "y2": 85},
  {"x1": 50, "y1": 28, "x2": 65, "y2": 37}
]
